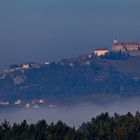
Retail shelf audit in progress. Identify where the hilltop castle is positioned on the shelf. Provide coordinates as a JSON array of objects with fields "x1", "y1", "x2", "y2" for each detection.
[{"x1": 112, "y1": 40, "x2": 140, "y2": 56}]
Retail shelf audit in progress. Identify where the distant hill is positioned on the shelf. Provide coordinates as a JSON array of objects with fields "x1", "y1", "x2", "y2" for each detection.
[{"x1": 0, "y1": 54, "x2": 140, "y2": 100}]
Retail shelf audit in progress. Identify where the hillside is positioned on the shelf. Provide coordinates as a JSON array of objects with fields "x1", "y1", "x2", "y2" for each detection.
[
  {"x1": 109, "y1": 56, "x2": 140, "y2": 75},
  {"x1": 0, "y1": 54, "x2": 140, "y2": 100}
]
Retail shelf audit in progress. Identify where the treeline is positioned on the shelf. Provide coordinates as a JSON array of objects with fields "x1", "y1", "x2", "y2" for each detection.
[
  {"x1": 100, "y1": 51, "x2": 129, "y2": 60},
  {"x1": 1, "y1": 112, "x2": 140, "y2": 140}
]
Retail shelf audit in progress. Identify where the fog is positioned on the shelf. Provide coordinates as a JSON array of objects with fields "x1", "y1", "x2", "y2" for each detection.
[{"x1": 1, "y1": 96, "x2": 140, "y2": 127}]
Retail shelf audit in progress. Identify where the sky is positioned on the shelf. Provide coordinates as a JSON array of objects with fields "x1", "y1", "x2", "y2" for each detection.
[{"x1": 0, "y1": 0, "x2": 140, "y2": 71}]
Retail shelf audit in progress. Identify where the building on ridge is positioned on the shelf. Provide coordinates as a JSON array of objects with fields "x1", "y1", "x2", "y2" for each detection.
[{"x1": 94, "y1": 48, "x2": 109, "y2": 56}]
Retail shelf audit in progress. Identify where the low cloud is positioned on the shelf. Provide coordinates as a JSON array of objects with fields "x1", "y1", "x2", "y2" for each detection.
[{"x1": 1, "y1": 96, "x2": 140, "y2": 127}]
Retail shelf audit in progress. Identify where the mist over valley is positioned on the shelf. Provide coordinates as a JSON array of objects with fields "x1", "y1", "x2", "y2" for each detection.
[{"x1": 1, "y1": 95, "x2": 140, "y2": 127}]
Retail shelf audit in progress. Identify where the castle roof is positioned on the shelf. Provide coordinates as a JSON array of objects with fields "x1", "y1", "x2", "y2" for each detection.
[
  {"x1": 113, "y1": 41, "x2": 140, "y2": 46},
  {"x1": 95, "y1": 48, "x2": 109, "y2": 51}
]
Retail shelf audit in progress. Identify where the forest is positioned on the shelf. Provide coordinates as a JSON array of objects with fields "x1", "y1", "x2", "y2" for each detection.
[{"x1": 1, "y1": 112, "x2": 140, "y2": 140}]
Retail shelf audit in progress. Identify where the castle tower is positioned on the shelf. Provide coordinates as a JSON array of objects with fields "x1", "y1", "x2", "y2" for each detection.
[
  {"x1": 112, "y1": 40, "x2": 125, "y2": 52},
  {"x1": 113, "y1": 40, "x2": 119, "y2": 44}
]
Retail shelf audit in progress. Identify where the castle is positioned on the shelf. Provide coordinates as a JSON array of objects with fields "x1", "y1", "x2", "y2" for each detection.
[{"x1": 112, "y1": 40, "x2": 140, "y2": 56}]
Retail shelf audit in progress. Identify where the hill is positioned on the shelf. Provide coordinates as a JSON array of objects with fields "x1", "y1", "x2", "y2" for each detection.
[
  {"x1": 109, "y1": 56, "x2": 140, "y2": 75},
  {"x1": 0, "y1": 54, "x2": 140, "y2": 100}
]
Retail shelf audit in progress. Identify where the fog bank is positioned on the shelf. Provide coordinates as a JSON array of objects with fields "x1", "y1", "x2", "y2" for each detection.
[{"x1": 1, "y1": 96, "x2": 140, "y2": 127}]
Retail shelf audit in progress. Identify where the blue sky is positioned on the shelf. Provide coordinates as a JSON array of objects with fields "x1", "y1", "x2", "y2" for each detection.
[{"x1": 0, "y1": 0, "x2": 140, "y2": 71}]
